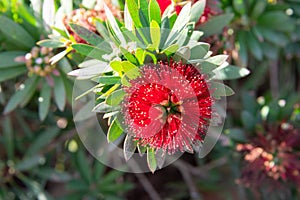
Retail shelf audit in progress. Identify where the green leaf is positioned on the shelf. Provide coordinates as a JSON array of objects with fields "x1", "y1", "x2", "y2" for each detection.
[
  {"x1": 161, "y1": 44, "x2": 179, "y2": 56},
  {"x1": 147, "y1": 148, "x2": 157, "y2": 173},
  {"x1": 246, "y1": 32, "x2": 263, "y2": 60},
  {"x1": 96, "y1": 76, "x2": 121, "y2": 85},
  {"x1": 198, "y1": 13, "x2": 234, "y2": 37},
  {"x1": 121, "y1": 61, "x2": 140, "y2": 79},
  {"x1": 93, "y1": 102, "x2": 120, "y2": 113},
  {"x1": 104, "y1": 4, "x2": 126, "y2": 45},
  {"x1": 150, "y1": 20, "x2": 161, "y2": 50},
  {"x1": 225, "y1": 128, "x2": 247, "y2": 142},
  {"x1": 123, "y1": 134, "x2": 136, "y2": 161},
  {"x1": 3, "y1": 117, "x2": 14, "y2": 160},
  {"x1": 257, "y1": 27, "x2": 289, "y2": 46},
  {"x1": 25, "y1": 127, "x2": 60, "y2": 156},
  {"x1": 106, "y1": 89, "x2": 126, "y2": 106},
  {"x1": 120, "y1": 47, "x2": 139, "y2": 65},
  {"x1": 75, "y1": 149, "x2": 92, "y2": 184},
  {"x1": 0, "y1": 66, "x2": 27, "y2": 82},
  {"x1": 190, "y1": 43, "x2": 209, "y2": 60},
  {"x1": 250, "y1": 0, "x2": 267, "y2": 19},
  {"x1": 137, "y1": 144, "x2": 147, "y2": 156},
  {"x1": 140, "y1": 0, "x2": 150, "y2": 23},
  {"x1": 107, "y1": 118, "x2": 124, "y2": 142},
  {"x1": 15, "y1": 156, "x2": 45, "y2": 171},
  {"x1": 38, "y1": 83, "x2": 51, "y2": 121},
  {"x1": 214, "y1": 65, "x2": 250, "y2": 80},
  {"x1": 241, "y1": 111, "x2": 256, "y2": 130},
  {"x1": 4, "y1": 76, "x2": 40, "y2": 114},
  {"x1": 148, "y1": 0, "x2": 161, "y2": 24},
  {"x1": 0, "y1": 51, "x2": 26, "y2": 68},
  {"x1": 49, "y1": 48, "x2": 71, "y2": 65},
  {"x1": 69, "y1": 23, "x2": 106, "y2": 47},
  {"x1": 37, "y1": 39, "x2": 65, "y2": 48},
  {"x1": 0, "y1": 15, "x2": 35, "y2": 49},
  {"x1": 211, "y1": 82, "x2": 235, "y2": 99},
  {"x1": 53, "y1": 76, "x2": 66, "y2": 111},
  {"x1": 233, "y1": 0, "x2": 246, "y2": 15},
  {"x1": 95, "y1": 20, "x2": 111, "y2": 41},
  {"x1": 126, "y1": 0, "x2": 142, "y2": 28},
  {"x1": 206, "y1": 55, "x2": 228, "y2": 65},
  {"x1": 71, "y1": 44, "x2": 108, "y2": 60},
  {"x1": 258, "y1": 11, "x2": 294, "y2": 32},
  {"x1": 236, "y1": 31, "x2": 248, "y2": 66},
  {"x1": 110, "y1": 60, "x2": 123, "y2": 73},
  {"x1": 190, "y1": 0, "x2": 206, "y2": 24}
]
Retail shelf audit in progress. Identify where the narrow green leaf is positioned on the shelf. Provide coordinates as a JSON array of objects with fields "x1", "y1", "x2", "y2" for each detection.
[
  {"x1": 161, "y1": 44, "x2": 179, "y2": 56},
  {"x1": 25, "y1": 127, "x2": 60, "y2": 156},
  {"x1": 107, "y1": 118, "x2": 124, "y2": 142},
  {"x1": 95, "y1": 20, "x2": 111, "y2": 41},
  {"x1": 150, "y1": 20, "x2": 161, "y2": 50},
  {"x1": 198, "y1": 13, "x2": 234, "y2": 36},
  {"x1": 15, "y1": 156, "x2": 45, "y2": 171},
  {"x1": 233, "y1": 0, "x2": 246, "y2": 15},
  {"x1": 0, "y1": 66, "x2": 27, "y2": 82},
  {"x1": 190, "y1": 44, "x2": 209, "y2": 60},
  {"x1": 0, "y1": 51, "x2": 26, "y2": 68},
  {"x1": 246, "y1": 32, "x2": 263, "y2": 60},
  {"x1": 0, "y1": 15, "x2": 35, "y2": 49},
  {"x1": 119, "y1": 47, "x2": 139, "y2": 65},
  {"x1": 3, "y1": 117, "x2": 14, "y2": 160},
  {"x1": 75, "y1": 149, "x2": 92, "y2": 184},
  {"x1": 126, "y1": 0, "x2": 142, "y2": 28},
  {"x1": 110, "y1": 60, "x2": 123, "y2": 73},
  {"x1": 69, "y1": 23, "x2": 106, "y2": 47},
  {"x1": 206, "y1": 55, "x2": 228, "y2": 65},
  {"x1": 250, "y1": 0, "x2": 267, "y2": 19},
  {"x1": 4, "y1": 76, "x2": 40, "y2": 114},
  {"x1": 148, "y1": 0, "x2": 161, "y2": 24},
  {"x1": 214, "y1": 65, "x2": 250, "y2": 80},
  {"x1": 123, "y1": 134, "x2": 136, "y2": 161},
  {"x1": 190, "y1": 0, "x2": 206, "y2": 24},
  {"x1": 71, "y1": 44, "x2": 108, "y2": 60},
  {"x1": 93, "y1": 102, "x2": 120, "y2": 113},
  {"x1": 53, "y1": 76, "x2": 66, "y2": 111},
  {"x1": 37, "y1": 39, "x2": 65, "y2": 48},
  {"x1": 38, "y1": 83, "x2": 51, "y2": 121},
  {"x1": 106, "y1": 89, "x2": 126, "y2": 106},
  {"x1": 211, "y1": 82, "x2": 235, "y2": 99},
  {"x1": 104, "y1": 4, "x2": 126, "y2": 45},
  {"x1": 147, "y1": 148, "x2": 157, "y2": 173},
  {"x1": 236, "y1": 31, "x2": 248, "y2": 66},
  {"x1": 96, "y1": 76, "x2": 121, "y2": 85},
  {"x1": 50, "y1": 48, "x2": 72, "y2": 65}
]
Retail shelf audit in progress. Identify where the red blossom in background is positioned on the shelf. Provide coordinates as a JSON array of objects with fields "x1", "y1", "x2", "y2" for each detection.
[
  {"x1": 157, "y1": 0, "x2": 220, "y2": 24},
  {"x1": 122, "y1": 60, "x2": 213, "y2": 154},
  {"x1": 62, "y1": 3, "x2": 120, "y2": 43},
  {"x1": 237, "y1": 123, "x2": 300, "y2": 193}
]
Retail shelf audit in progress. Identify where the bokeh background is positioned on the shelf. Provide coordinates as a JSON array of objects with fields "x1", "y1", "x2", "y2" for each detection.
[{"x1": 0, "y1": 0, "x2": 300, "y2": 199}]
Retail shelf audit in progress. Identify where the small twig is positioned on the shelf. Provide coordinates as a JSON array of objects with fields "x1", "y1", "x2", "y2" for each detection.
[
  {"x1": 128, "y1": 160, "x2": 161, "y2": 200},
  {"x1": 135, "y1": 173, "x2": 162, "y2": 200},
  {"x1": 173, "y1": 160, "x2": 202, "y2": 200}
]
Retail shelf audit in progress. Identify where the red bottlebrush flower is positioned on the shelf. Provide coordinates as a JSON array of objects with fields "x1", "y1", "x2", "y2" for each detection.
[
  {"x1": 156, "y1": 0, "x2": 220, "y2": 24},
  {"x1": 122, "y1": 60, "x2": 213, "y2": 154},
  {"x1": 157, "y1": 0, "x2": 172, "y2": 14},
  {"x1": 237, "y1": 123, "x2": 300, "y2": 195}
]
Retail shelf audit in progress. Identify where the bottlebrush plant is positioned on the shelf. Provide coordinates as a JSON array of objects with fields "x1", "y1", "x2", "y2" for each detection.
[
  {"x1": 0, "y1": 2, "x2": 74, "y2": 121},
  {"x1": 40, "y1": 0, "x2": 249, "y2": 172}
]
